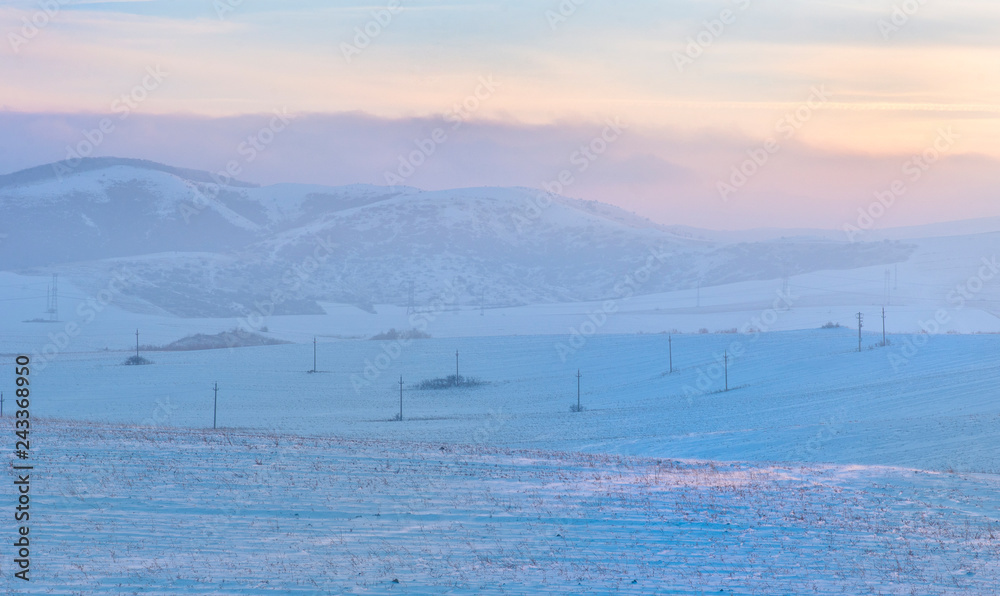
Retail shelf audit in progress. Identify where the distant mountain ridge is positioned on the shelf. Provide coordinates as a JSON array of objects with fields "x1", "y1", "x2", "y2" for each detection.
[
  {"x1": 0, "y1": 157, "x2": 261, "y2": 191},
  {"x1": 0, "y1": 157, "x2": 914, "y2": 317}
]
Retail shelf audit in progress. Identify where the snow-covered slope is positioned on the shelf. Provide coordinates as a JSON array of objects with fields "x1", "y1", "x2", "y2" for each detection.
[{"x1": 0, "y1": 157, "x2": 912, "y2": 316}]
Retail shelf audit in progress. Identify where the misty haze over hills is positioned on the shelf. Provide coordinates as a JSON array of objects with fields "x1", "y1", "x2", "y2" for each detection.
[{"x1": 0, "y1": 157, "x2": 917, "y2": 318}]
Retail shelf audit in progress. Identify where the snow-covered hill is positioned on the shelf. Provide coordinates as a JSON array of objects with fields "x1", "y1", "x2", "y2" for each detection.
[{"x1": 0, "y1": 157, "x2": 913, "y2": 316}]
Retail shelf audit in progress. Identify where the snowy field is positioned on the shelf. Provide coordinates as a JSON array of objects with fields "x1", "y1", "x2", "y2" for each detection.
[
  {"x1": 2, "y1": 329, "x2": 1000, "y2": 592},
  {"x1": 11, "y1": 329, "x2": 1000, "y2": 474},
  {"x1": 3, "y1": 258, "x2": 1000, "y2": 593},
  {"x1": 3, "y1": 419, "x2": 1000, "y2": 595}
]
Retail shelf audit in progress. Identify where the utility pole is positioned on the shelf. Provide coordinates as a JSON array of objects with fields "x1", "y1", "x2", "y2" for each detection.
[
  {"x1": 881, "y1": 308, "x2": 887, "y2": 347},
  {"x1": 1, "y1": 392, "x2": 4, "y2": 417},
  {"x1": 135, "y1": 329, "x2": 140, "y2": 359},
  {"x1": 856, "y1": 312, "x2": 864, "y2": 352},
  {"x1": 724, "y1": 351, "x2": 729, "y2": 392},
  {"x1": 398, "y1": 375, "x2": 404, "y2": 421},
  {"x1": 46, "y1": 273, "x2": 59, "y2": 321},
  {"x1": 311, "y1": 337, "x2": 317, "y2": 372},
  {"x1": 576, "y1": 370, "x2": 582, "y2": 412},
  {"x1": 213, "y1": 382, "x2": 219, "y2": 429},
  {"x1": 668, "y1": 334, "x2": 673, "y2": 374},
  {"x1": 455, "y1": 350, "x2": 460, "y2": 380}
]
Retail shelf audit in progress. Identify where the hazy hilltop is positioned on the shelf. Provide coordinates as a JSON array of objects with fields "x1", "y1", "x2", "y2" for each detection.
[{"x1": 0, "y1": 157, "x2": 914, "y2": 317}]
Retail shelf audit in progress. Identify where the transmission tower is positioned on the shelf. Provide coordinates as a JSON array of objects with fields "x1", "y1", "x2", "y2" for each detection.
[{"x1": 406, "y1": 281, "x2": 415, "y2": 315}]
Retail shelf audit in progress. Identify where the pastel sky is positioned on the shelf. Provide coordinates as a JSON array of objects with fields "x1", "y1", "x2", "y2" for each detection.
[{"x1": 1, "y1": 0, "x2": 999, "y2": 230}]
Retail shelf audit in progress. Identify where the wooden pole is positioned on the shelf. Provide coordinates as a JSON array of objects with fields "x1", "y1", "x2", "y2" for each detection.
[
  {"x1": 399, "y1": 376, "x2": 404, "y2": 421},
  {"x1": 857, "y1": 312, "x2": 864, "y2": 352},
  {"x1": 724, "y1": 351, "x2": 728, "y2": 392},
  {"x1": 213, "y1": 382, "x2": 218, "y2": 429},
  {"x1": 576, "y1": 370, "x2": 582, "y2": 411},
  {"x1": 668, "y1": 334, "x2": 673, "y2": 374}
]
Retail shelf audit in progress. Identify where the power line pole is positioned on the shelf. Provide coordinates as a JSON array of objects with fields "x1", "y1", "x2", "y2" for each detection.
[
  {"x1": 856, "y1": 312, "x2": 864, "y2": 352},
  {"x1": 668, "y1": 334, "x2": 673, "y2": 374},
  {"x1": 724, "y1": 350, "x2": 729, "y2": 392},
  {"x1": 576, "y1": 369, "x2": 582, "y2": 412},
  {"x1": 311, "y1": 337, "x2": 317, "y2": 372},
  {"x1": 46, "y1": 273, "x2": 59, "y2": 321},
  {"x1": 1, "y1": 392, "x2": 4, "y2": 417},
  {"x1": 455, "y1": 349, "x2": 460, "y2": 380},
  {"x1": 398, "y1": 375, "x2": 404, "y2": 421},
  {"x1": 881, "y1": 308, "x2": 887, "y2": 347},
  {"x1": 213, "y1": 382, "x2": 219, "y2": 429},
  {"x1": 135, "y1": 329, "x2": 140, "y2": 359}
]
